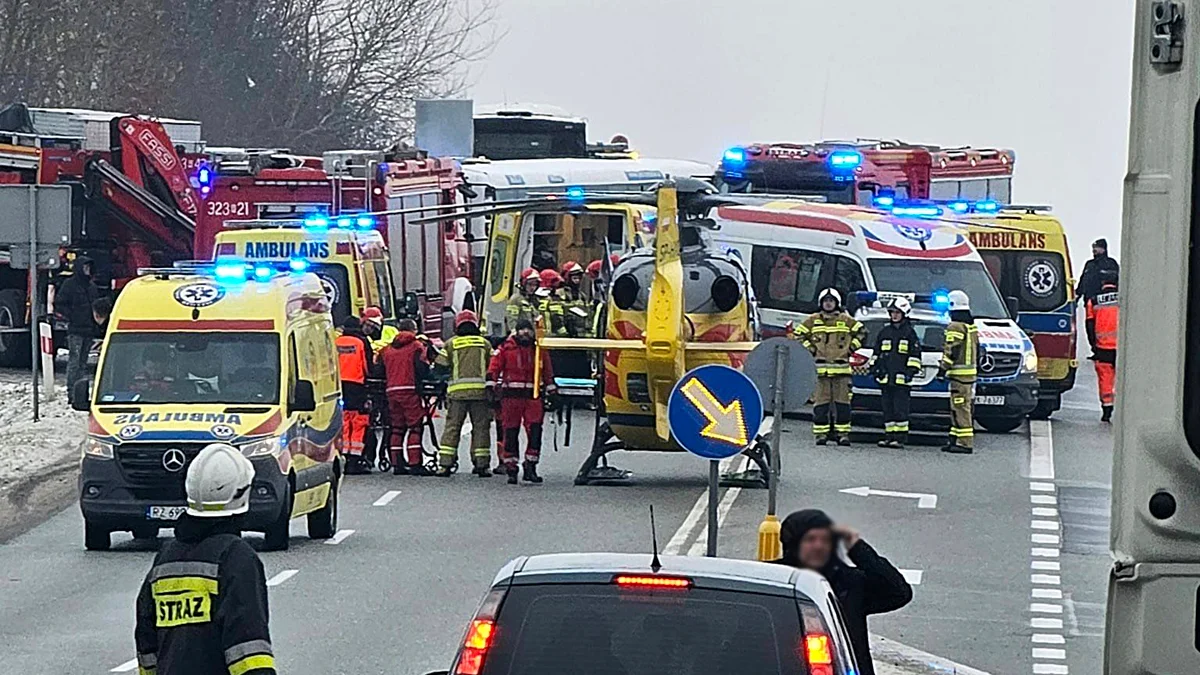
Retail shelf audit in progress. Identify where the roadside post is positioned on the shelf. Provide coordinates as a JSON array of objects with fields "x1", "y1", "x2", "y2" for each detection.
[
  {"x1": 0, "y1": 185, "x2": 71, "y2": 421},
  {"x1": 39, "y1": 320, "x2": 54, "y2": 401},
  {"x1": 744, "y1": 337, "x2": 817, "y2": 562},
  {"x1": 667, "y1": 364, "x2": 764, "y2": 557}
]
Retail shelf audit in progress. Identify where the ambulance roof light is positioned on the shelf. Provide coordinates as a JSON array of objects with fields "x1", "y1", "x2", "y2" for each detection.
[
  {"x1": 336, "y1": 217, "x2": 353, "y2": 229},
  {"x1": 289, "y1": 258, "x2": 309, "y2": 272},
  {"x1": 873, "y1": 195, "x2": 895, "y2": 208},
  {"x1": 253, "y1": 266, "x2": 273, "y2": 280},
  {"x1": 892, "y1": 205, "x2": 943, "y2": 218},
  {"x1": 723, "y1": 147, "x2": 747, "y2": 167},
  {"x1": 975, "y1": 200, "x2": 1000, "y2": 213},
  {"x1": 566, "y1": 186, "x2": 586, "y2": 201},
  {"x1": 214, "y1": 260, "x2": 248, "y2": 281},
  {"x1": 931, "y1": 289, "x2": 951, "y2": 312},
  {"x1": 304, "y1": 215, "x2": 330, "y2": 229},
  {"x1": 948, "y1": 201, "x2": 971, "y2": 214},
  {"x1": 356, "y1": 216, "x2": 375, "y2": 229}
]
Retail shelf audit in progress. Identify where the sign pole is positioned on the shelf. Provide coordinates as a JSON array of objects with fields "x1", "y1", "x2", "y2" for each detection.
[
  {"x1": 707, "y1": 459, "x2": 719, "y2": 557},
  {"x1": 28, "y1": 185, "x2": 38, "y2": 422},
  {"x1": 769, "y1": 344, "x2": 786, "y2": 516}
]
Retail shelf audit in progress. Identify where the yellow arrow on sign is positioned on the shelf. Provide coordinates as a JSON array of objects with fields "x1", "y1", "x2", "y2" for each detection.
[{"x1": 680, "y1": 377, "x2": 749, "y2": 447}]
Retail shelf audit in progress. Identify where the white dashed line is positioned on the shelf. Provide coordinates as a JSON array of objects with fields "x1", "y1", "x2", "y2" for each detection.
[
  {"x1": 686, "y1": 457, "x2": 750, "y2": 557},
  {"x1": 1033, "y1": 664, "x2": 1069, "y2": 675},
  {"x1": 373, "y1": 490, "x2": 402, "y2": 507},
  {"x1": 1032, "y1": 648, "x2": 1066, "y2": 660},
  {"x1": 1031, "y1": 603, "x2": 1064, "y2": 614},
  {"x1": 1033, "y1": 588, "x2": 1064, "y2": 600},
  {"x1": 1032, "y1": 507, "x2": 1059, "y2": 518},
  {"x1": 1027, "y1": 421, "x2": 1068, "y2": 675},
  {"x1": 1031, "y1": 617, "x2": 1064, "y2": 630},
  {"x1": 1031, "y1": 494, "x2": 1058, "y2": 505},
  {"x1": 664, "y1": 455, "x2": 743, "y2": 555},
  {"x1": 266, "y1": 569, "x2": 299, "y2": 587},
  {"x1": 111, "y1": 659, "x2": 138, "y2": 672},
  {"x1": 1032, "y1": 634, "x2": 1066, "y2": 645},
  {"x1": 325, "y1": 529, "x2": 355, "y2": 545},
  {"x1": 1032, "y1": 520, "x2": 1059, "y2": 531},
  {"x1": 1030, "y1": 481, "x2": 1056, "y2": 492},
  {"x1": 1032, "y1": 561, "x2": 1061, "y2": 571},
  {"x1": 1032, "y1": 533, "x2": 1061, "y2": 545},
  {"x1": 1032, "y1": 574, "x2": 1062, "y2": 585},
  {"x1": 1029, "y1": 421, "x2": 1055, "y2": 480},
  {"x1": 1032, "y1": 547, "x2": 1060, "y2": 558}
]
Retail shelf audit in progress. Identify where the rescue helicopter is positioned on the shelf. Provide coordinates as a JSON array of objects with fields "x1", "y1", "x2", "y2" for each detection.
[{"x1": 406, "y1": 178, "x2": 770, "y2": 485}]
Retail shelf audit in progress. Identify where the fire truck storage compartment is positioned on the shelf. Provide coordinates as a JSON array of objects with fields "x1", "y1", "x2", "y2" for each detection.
[{"x1": 386, "y1": 191, "x2": 443, "y2": 299}]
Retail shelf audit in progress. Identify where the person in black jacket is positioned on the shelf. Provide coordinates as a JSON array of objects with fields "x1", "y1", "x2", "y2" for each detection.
[
  {"x1": 1076, "y1": 239, "x2": 1120, "y2": 315},
  {"x1": 57, "y1": 256, "x2": 105, "y2": 404},
  {"x1": 776, "y1": 509, "x2": 912, "y2": 675},
  {"x1": 870, "y1": 297, "x2": 923, "y2": 448}
]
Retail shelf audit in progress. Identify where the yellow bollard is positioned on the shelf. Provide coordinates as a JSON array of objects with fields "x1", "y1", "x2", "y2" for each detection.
[{"x1": 756, "y1": 513, "x2": 782, "y2": 562}]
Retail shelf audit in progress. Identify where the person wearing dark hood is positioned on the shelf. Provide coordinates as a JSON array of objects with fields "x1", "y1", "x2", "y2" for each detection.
[
  {"x1": 776, "y1": 509, "x2": 912, "y2": 675},
  {"x1": 58, "y1": 254, "x2": 101, "y2": 404},
  {"x1": 1076, "y1": 238, "x2": 1120, "y2": 348},
  {"x1": 380, "y1": 319, "x2": 432, "y2": 475}
]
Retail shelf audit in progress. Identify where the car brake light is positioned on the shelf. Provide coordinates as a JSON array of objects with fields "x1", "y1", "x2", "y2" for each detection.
[
  {"x1": 613, "y1": 574, "x2": 692, "y2": 589},
  {"x1": 454, "y1": 589, "x2": 505, "y2": 675},
  {"x1": 804, "y1": 634, "x2": 834, "y2": 675}
]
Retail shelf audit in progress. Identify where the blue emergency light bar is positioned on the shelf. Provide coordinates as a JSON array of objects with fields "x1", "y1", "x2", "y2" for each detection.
[
  {"x1": 874, "y1": 198, "x2": 1020, "y2": 217},
  {"x1": 892, "y1": 205, "x2": 943, "y2": 218},
  {"x1": 828, "y1": 150, "x2": 862, "y2": 169},
  {"x1": 723, "y1": 147, "x2": 747, "y2": 167},
  {"x1": 855, "y1": 290, "x2": 952, "y2": 313},
  {"x1": 566, "y1": 186, "x2": 586, "y2": 201},
  {"x1": 304, "y1": 215, "x2": 330, "y2": 229}
]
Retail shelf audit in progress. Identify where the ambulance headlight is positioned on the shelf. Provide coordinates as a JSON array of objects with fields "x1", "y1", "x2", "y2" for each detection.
[
  {"x1": 1022, "y1": 351, "x2": 1039, "y2": 374},
  {"x1": 83, "y1": 438, "x2": 114, "y2": 459},
  {"x1": 239, "y1": 436, "x2": 285, "y2": 458}
]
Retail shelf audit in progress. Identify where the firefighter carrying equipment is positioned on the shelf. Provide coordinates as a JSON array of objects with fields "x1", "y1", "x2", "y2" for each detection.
[
  {"x1": 135, "y1": 524, "x2": 276, "y2": 675},
  {"x1": 184, "y1": 444, "x2": 255, "y2": 518},
  {"x1": 941, "y1": 318, "x2": 979, "y2": 452}
]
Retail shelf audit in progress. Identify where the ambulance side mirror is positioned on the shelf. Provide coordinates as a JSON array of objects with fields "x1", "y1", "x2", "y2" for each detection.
[
  {"x1": 71, "y1": 380, "x2": 91, "y2": 412},
  {"x1": 292, "y1": 380, "x2": 317, "y2": 413},
  {"x1": 1005, "y1": 296, "x2": 1020, "y2": 320}
]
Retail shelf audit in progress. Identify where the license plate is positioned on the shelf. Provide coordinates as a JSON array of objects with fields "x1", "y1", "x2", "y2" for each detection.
[
  {"x1": 974, "y1": 395, "x2": 1005, "y2": 406},
  {"x1": 146, "y1": 506, "x2": 186, "y2": 521}
]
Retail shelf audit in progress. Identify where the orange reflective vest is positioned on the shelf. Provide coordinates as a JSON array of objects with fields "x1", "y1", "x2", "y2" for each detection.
[
  {"x1": 1093, "y1": 289, "x2": 1118, "y2": 350},
  {"x1": 336, "y1": 333, "x2": 368, "y2": 384}
]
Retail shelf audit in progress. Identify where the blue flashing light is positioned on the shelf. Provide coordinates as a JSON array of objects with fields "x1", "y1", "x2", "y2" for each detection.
[
  {"x1": 892, "y1": 205, "x2": 943, "y2": 218},
  {"x1": 931, "y1": 290, "x2": 951, "y2": 313},
  {"x1": 336, "y1": 217, "x2": 353, "y2": 229},
  {"x1": 215, "y1": 261, "x2": 247, "y2": 281},
  {"x1": 828, "y1": 150, "x2": 862, "y2": 170},
  {"x1": 566, "y1": 186, "x2": 586, "y2": 201},
  {"x1": 304, "y1": 215, "x2": 330, "y2": 229},
  {"x1": 975, "y1": 200, "x2": 1000, "y2": 213},
  {"x1": 289, "y1": 258, "x2": 309, "y2": 272},
  {"x1": 948, "y1": 201, "x2": 970, "y2": 214},
  {"x1": 196, "y1": 165, "x2": 213, "y2": 197},
  {"x1": 253, "y1": 266, "x2": 273, "y2": 280},
  {"x1": 723, "y1": 147, "x2": 747, "y2": 167},
  {"x1": 873, "y1": 195, "x2": 895, "y2": 208},
  {"x1": 356, "y1": 216, "x2": 375, "y2": 229}
]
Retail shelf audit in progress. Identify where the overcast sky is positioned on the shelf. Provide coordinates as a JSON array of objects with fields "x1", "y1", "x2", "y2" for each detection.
[{"x1": 468, "y1": 0, "x2": 1136, "y2": 270}]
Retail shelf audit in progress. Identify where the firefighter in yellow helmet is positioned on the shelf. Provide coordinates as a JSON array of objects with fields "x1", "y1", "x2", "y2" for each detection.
[
  {"x1": 134, "y1": 443, "x2": 276, "y2": 675},
  {"x1": 793, "y1": 288, "x2": 866, "y2": 446},
  {"x1": 434, "y1": 310, "x2": 494, "y2": 476},
  {"x1": 938, "y1": 290, "x2": 979, "y2": 454}
]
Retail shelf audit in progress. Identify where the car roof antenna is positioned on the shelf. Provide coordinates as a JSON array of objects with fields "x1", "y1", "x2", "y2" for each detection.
[{"x1": 650, "y1": 505, "x2": 662, "y2": 573}]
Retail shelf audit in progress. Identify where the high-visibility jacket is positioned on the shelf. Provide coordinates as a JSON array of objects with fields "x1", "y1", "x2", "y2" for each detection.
[
  {"x1": 940, "y1": 321, "x2": 979, "y2": 383},
  {"x1": 870, "y1": 320, "x2": 923, "y2": 386},
  {"x1": 1093, "y1": 287, "x2": 1119, "y2": 350},
  {"x1": 555, "y1": 287, "x2": 590, "y2": 337},
  {"x1": 505, "y1": 294, "x2": 541, "y2": 334},
  {"x1": 487, "y1": 336, "x2": 554, "y2": 397},
  {"x1": 435, "y1": 334, "x2": 492, "y2": 400},
  {"x1": 370, "y1": 324, "x2": 399, "y2": 355},
  {"x1": 793, "y1": 310, "x2": 866, "y2": 376},
  {"x1": 135, "y1": 531, "x2": 275, "y2": 675},
  {"x1": 335, "y1": 332, "x2": 370, "y2": 384},
  {"x1": 538, "y1": 292, "x2": 563, "y2": 334}
]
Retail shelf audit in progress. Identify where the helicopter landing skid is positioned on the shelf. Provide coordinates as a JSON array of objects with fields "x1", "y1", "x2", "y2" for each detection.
[
  {"x1": 720, "y1": 438, "x2": 772, "y2": 489},
  {"x1": 574, "y1": 422, "x2": 632, "y2": 485}
]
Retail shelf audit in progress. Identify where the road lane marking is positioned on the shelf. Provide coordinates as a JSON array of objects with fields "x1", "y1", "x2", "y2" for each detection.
[
  {"x1": 838, "y1": 485, "x2": 937, "y2": 509},
  {"x1": 1032, "y1": 574, "x2": 1062, "y2": 585},
  {"x1": 325, "y1": 529, "x2": 355, "y2": 545},
  {"x1": 373, "y1": 490, "x2": 402, "y2": 507},
  {"x1": 899, "y1": 569, "x2": 923, "y2": 585},
  {"x1": 1032, "y1": 520, "x2": 1059, "y2": 531},
  {"x1": 1032, "y1": 547, "x2": 1060, "y2": 558},
  {"x1": 686, "y1": 456, "x2": 750, "y2": 556},
  {"x1": 1032, "y1": 533, "x2": 1061, "y2": 545},
  {"x1": 1032, "y1": 665, "x2": 1069, "y2": 675},
  {"x1": 111, "y1": 659, "x2": 138, "y2": 672},
  {"x1": 664, "y1": 454, "x2": 741, "y2": 556},
  {"x1": 1030, "y1": 482, "x2": 1056, "y2": 492},
  {"x1": 1033, "y1": 588, "x2": 1064, "y2": 600},
  {"x1": 1031, "y1": 494, "x2": 1057, "y2": 505},
  {"x1": 1032, "y1": 560, "x2": 1061, "y2": 571},
  {"x1": 1032, "y1": 507, "x2": 1059, "y2": 517},
  {"x1": 1029, "y1": 420, "x2": 1055, "y2": 480},
  {"x1": 1031, "y1": 617, "x2": 1064, "y2": 630},
  {"x1": 1033, "y1": 634, "x2": 1066, "y2": 645},
  {"x1": 1032, "y1": 648, "x2": 1066, "y2": 660},
  {"x1": 266, "y1": 569, "x2": 299, "y2": 587}
]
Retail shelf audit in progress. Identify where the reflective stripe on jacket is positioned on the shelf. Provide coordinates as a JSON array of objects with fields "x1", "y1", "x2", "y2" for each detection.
[
  {"x1": 793, "y1": 311, "x2": 866, "y2": 377},
  {"x1": 1094, "y1": 289, "x2": 1118, "y2": 350},
  {"x1": 505, "y1": 295, "x2": 540, "y2": 334},
  {"x1": 435, "y1": 335, "x2": 492, "y2": 399},
  {"x1": 336, "y1": 334, "x2": 369, "y2": 384},
  {"x1": 487, "y1": 336, "x2": 554, "y2": 397},
  {"x1": 871, "y1": 321, "x2": 923, "y2": 386},
  {"x1": 941, "y1": 321, "x2": 978, "y2": 382}
]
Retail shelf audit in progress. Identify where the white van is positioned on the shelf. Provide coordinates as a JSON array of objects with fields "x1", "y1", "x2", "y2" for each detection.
[{"x1": 712, "y1": 200, "x2": 1039, "y2": 433}]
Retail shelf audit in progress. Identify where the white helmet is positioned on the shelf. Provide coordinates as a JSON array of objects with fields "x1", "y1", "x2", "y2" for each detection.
[
  {"x1": 887, "y1": 296, "x2": 912, "y2": 317},
  {"x1": 818, "y1": 288, "x2": 842, "y2": 308},
  {"x1": 185, "y1": 443, "x2": 255, "y2": 518},
  {"x1": 948, "y1": 290, "x2": 971, "y2": 312}
]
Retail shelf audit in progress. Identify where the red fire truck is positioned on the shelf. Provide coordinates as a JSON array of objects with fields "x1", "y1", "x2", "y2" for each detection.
[
  {"x1": 0, "y1": 105, "x2": 201, "y2": 366},
  {"x1": 715, "y1": 140, "x2": 1015, "y2": 205},
  {"x1": 192, "y1": 147, "x2": 469, "y2": 335}
]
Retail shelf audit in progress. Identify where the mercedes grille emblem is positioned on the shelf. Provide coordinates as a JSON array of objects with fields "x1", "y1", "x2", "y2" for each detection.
[
  {"x1": 162, "y1": 448, "x2": 187, "y2": 472},
  {"x1": 979, "y1": 353, "x2": 996, "y2": 374}
]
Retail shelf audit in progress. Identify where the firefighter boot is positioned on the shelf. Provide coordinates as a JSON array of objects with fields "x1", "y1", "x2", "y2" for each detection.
[
  {"x1": 435, "y1": 465, "x2": 454, "y2": 478},
  {"x1": 1101, "y1": 405, "x2": 1113, "y2": 423},
  {"x1": 523, "y1": 461, "x2": 543, "y2": 484},
  {"x1": 815, "y1": 437, "x2": 828, "y2": 446},
  {"x1": 878, "y1": 433, "x2": 892, "y2": 448},
  {"x1": 837, "y1": 436, "x2": 851, "y2": 447}
]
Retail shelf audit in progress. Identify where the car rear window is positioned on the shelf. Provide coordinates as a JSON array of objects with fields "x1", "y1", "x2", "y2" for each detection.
[{"x1": 482, "y1": 583, "x2": 807, "y2": 675}]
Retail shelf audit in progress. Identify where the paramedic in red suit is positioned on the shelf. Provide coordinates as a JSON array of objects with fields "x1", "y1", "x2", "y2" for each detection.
[
  {"x1": 487, "y1": 319, "x2": 555, "y2": 484},
  {"x1": 336, "y1": 316, "x2": 375, "y2": 474},
  {"x1": 380, "y1": 319, "x2": 432, "y2": 476}
]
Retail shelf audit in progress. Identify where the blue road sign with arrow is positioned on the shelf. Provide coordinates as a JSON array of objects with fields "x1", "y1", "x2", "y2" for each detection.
[{"x1": 668, "y1": 364, "x2": 764, "y2": 460}]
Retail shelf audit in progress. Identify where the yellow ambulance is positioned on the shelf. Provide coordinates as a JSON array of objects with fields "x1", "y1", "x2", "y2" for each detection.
[{"x1": 76, "y1": 262, "x2": 342, "y2": 551}]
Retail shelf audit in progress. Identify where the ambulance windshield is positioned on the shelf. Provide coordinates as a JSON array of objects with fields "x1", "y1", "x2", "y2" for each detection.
[
  {"x1": 95, "y1": 333, "x2": 281, "y2": 404},
  {"x1": 868, "y1": 259, "x2": 1009, "y2": 319}
]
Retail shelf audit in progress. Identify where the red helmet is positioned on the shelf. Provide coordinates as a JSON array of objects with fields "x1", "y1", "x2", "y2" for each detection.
[
  {"x1": 520, "y1": 267, "x2": 540, "y2": 284},
  {"x1": 560, "y1": 261, "x2": 583, "y2": 277},
  {"x1": 609, "y1": 253, "x2": 621, "y2": 267},
  {"x1": 586, "y1": 260, "x2": 603, "y2": 278},
  {"x1": 362, "y1": 306, "x2": 384, "y2": 323},
  {"x1": 539, "y1": 268, "x2": 562, "y2": 289},
  {"x1": 454, "y1": 310, "x2": 478, "y2": 329}
]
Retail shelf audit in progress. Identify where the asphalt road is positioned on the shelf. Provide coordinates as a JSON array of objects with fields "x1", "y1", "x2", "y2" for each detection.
[{"x1": 0, "y1": 375, "x2": 1114, "y2": 675}]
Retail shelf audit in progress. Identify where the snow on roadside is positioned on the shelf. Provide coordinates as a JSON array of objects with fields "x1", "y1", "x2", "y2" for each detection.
[{"x1": 0, "y1": 380, "x2": 85, "y2": 490}]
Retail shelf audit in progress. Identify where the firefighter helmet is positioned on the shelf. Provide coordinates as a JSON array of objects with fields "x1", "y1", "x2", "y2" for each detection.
[
  {"x1": 362, "y1": 306, "x2": 384, "y2": 325},
  {"x1": 887, "y1": 296, "x2": 912, "y2": 317},
  {"x1": 561, "y1": 261, "x2": 584, "y2": 278},
  {"x1": 455, "y1": 310, "x2": 478, "y2": 329},
  {"x1": 818, "y1": 288, "x2": 842, "y2": 309},
  {"x1": 586, "y1": 260, "x2": 603, "y2": 278},
  {"x1": 948, "y1": 290, "x2": 971, "y2": 311},
  {"x1": 539, "y1": 268, "x2": 563, "y2": 289},
  {"x1": 185, "y1": 443, "x2": 255, "y2": 518}
]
